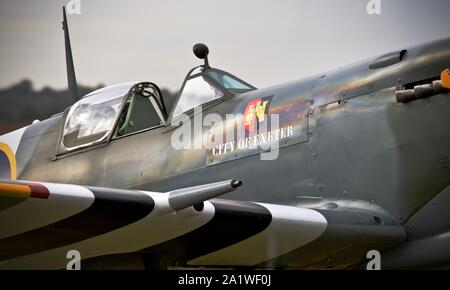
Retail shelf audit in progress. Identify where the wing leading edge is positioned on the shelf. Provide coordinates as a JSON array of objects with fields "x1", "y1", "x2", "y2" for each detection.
[
  {"x1": 0, "y1": 179, "x2": 405, "y2": 269},
  {"x1": 0, "y1": 179, "x2": 329, "y2": 269}
]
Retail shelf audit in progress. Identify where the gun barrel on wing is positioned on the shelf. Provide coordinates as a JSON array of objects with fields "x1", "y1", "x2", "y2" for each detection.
[{"x1": 168, "y1": 179, "x2": 242, "y2": 211}]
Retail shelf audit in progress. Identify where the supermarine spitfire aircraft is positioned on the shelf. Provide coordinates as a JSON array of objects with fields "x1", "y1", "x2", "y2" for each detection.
[{"x1": 0, "y1": 8, "x2": 449, "y2": 270}]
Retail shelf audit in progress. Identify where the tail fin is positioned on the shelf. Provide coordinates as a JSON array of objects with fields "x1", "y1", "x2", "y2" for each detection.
[{"x1": 62, "y1": 7, "x2": 79, "y2": 103}]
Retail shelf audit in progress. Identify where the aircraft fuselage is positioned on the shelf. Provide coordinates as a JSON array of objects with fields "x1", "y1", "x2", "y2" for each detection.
[{"x1": 3, "y1": 37, "x2": 450, "y2": 268}]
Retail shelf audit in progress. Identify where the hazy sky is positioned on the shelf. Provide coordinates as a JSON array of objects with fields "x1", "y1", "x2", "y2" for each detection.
[{"x1": 1, "y1": 0, "x2": 449, "y2": 93}]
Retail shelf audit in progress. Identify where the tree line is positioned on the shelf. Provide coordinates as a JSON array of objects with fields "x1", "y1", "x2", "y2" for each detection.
[{"x1": 0, "y1": 79, "x2": 177, "y2": 134}]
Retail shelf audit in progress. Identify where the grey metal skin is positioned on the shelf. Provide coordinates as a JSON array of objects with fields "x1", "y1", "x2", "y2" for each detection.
[{"x1": 12, "y1": 37, "x2": 450, "y2": 269}]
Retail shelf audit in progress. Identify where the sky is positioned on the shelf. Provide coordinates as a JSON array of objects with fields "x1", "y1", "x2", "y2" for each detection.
[{"x1": 0, "y1": 0, "x2": 449, "y2": 93}]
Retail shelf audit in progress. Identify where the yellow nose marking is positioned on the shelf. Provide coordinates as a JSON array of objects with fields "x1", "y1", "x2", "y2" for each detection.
[
  {"x1": 0, "y1": 183, "x2": 31, "y2": 199},
  {"x1": 0, "y1": 142, "x2": 17, "y2": 180},
  {"x1": 441, "y1": 68, "x2": 450, "y2": 89}
]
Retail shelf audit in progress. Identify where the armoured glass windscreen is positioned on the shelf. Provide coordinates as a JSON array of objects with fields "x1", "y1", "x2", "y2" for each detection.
[
  {"x1": 62, "y1": 90, "x2": 126, "y2": 151},
  {"x1": 207, "y1": 71, "x2": 251, "y2": 90},
  {"x1": 173, "y1": 76, "x2": 223, "y2": 117}
]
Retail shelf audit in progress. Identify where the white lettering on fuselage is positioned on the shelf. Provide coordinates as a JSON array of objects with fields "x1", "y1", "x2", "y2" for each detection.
[{"x1": 212, "y1": 125, "x2": 294, "y2": 156}]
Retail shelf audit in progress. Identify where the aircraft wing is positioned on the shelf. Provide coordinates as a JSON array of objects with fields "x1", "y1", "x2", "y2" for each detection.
[
  {"x1": 0, "y1": 179, "x2": 405, "y2": 269},
  {"x1": 0, "y1": 178, "x2": 328, "y2": 269}
]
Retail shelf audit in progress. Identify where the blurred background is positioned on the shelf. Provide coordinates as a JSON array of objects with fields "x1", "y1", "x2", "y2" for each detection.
[{"x1": 1, "y1": 0, "x2": 449, "y2": 134}]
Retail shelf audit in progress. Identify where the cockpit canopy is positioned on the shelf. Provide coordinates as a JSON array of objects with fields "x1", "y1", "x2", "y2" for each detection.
[
  {"x1": 171, "y1": 66, "x2": 255, "y2": 118},
  {"x1": 58, "y1": 64, "x2": 255, "y2": 155},
  {"x1": 61, "y1": 83, "x2": 131, "y2": 151},
  {"x1": 59, "y1": 82, "x2": 167, "y2": 154}
]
